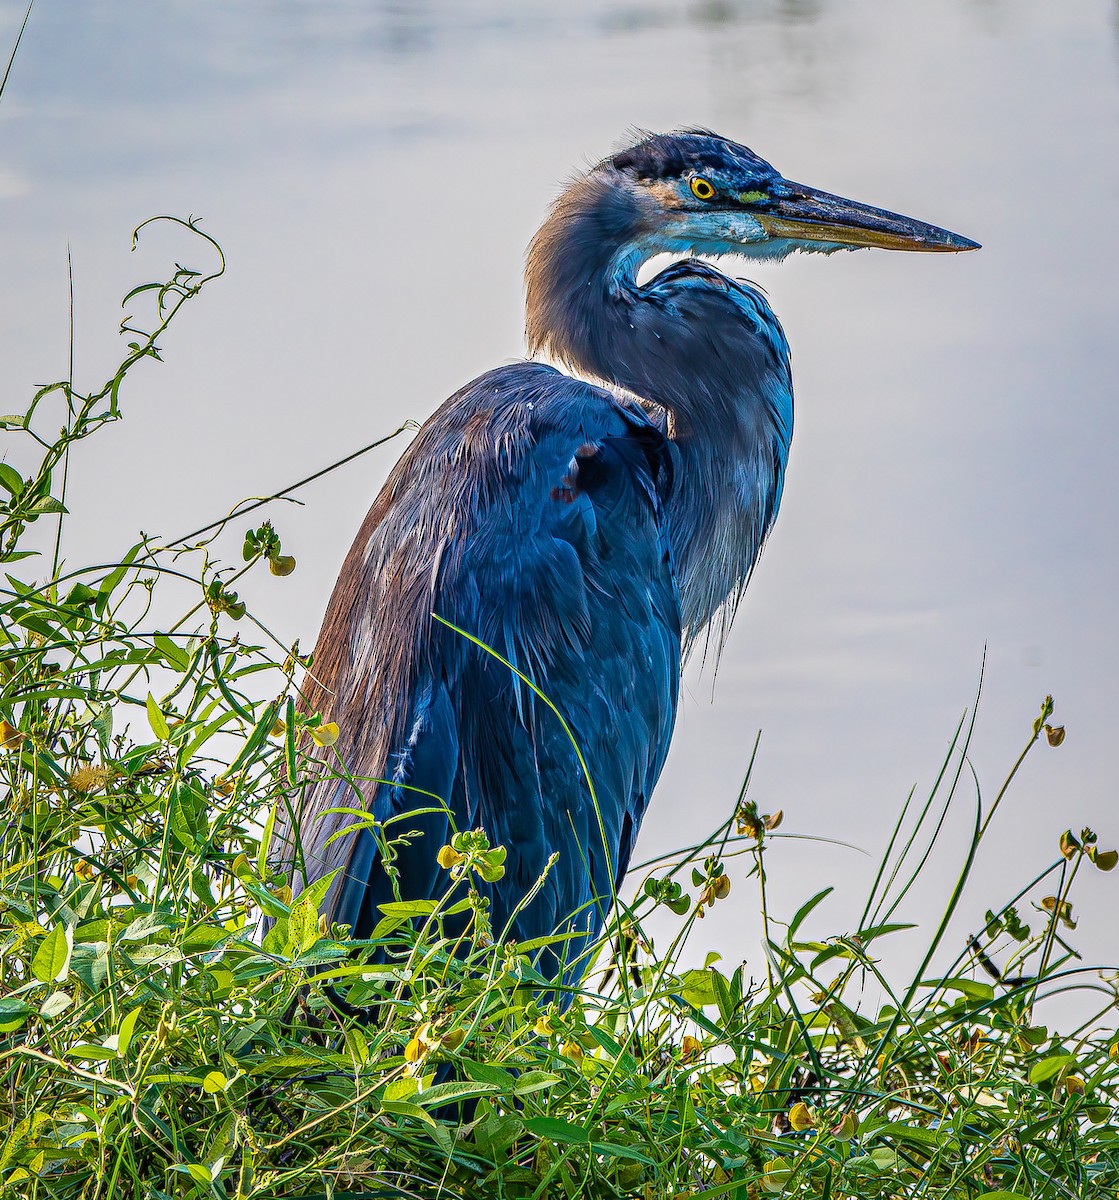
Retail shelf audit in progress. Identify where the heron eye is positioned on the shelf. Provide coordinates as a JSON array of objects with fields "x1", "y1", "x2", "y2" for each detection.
[{"x1": 689, "y1": 176, "x2": 716, "y2": 201}]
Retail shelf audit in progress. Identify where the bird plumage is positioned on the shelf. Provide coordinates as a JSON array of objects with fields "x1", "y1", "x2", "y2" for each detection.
[
  {"x1": 274, "y1": 129, "x2": 976, "y2": 982},
  {"x1": 284, "y1": 365, "x2": 679, "y2": 980}
]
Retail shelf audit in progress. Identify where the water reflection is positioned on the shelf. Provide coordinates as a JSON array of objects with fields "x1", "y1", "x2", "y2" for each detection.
[{"x1": 700, "y1": 1, "x2": 843, "y2": 116}]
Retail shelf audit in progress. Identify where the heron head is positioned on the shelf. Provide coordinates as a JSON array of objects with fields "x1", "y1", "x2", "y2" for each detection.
[{"x1": 606, "y1": 129, "x2": 979, "y2": 262}]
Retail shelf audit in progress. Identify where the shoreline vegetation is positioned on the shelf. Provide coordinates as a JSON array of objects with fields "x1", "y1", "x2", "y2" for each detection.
[{"x1": 1, "y1": 227, "x2": 1116, "y2": 1199}]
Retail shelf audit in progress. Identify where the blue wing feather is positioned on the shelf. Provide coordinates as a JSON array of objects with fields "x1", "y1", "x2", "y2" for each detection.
[{"x1": 284, "y1": 362, "x2": 680, "y2": 984}]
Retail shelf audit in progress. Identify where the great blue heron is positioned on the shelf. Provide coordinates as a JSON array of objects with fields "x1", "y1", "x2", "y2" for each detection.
[{"x1": 275, "y1": 129, "x2": 977, "y2": 982}]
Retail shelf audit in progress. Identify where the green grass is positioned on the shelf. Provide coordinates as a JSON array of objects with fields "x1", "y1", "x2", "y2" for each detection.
[{"x1": 1, "y1": 225, "x2": 1117, "y2": 1199}]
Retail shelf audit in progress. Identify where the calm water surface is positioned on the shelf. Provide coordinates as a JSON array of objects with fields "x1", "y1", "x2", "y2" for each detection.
[{"x1": 2, "y1": 0, "x2": 1117, "y2": 979}]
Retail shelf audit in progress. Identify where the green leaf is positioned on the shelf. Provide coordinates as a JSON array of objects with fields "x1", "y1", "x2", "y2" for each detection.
[
  {"x1": 172, "y1": 1163, "x2": 215, "y2": 1186},
  {"x1": 286, "y1": 892, "x2": 321, "y2": 956},
  {"x1": 91, "y1": 701, "x2": 113, "y2": 749},
  {"x1": 261, "y1": 917, "x2": 290, "y2": 957},
  {"x1": 257, "y1": 803, "x2": 278, "y2": 878},
  {"x1": 875, "y1": 1121, "x2": 952, "y2": 1150},
  {"x1": 788, "y1": 886, "x2": 834, "y2": 939},
  {"x1": 461, "y1": 1060, "x2": 518, "y2": 1090},
  {"x1": 524, "y1": 1116, "x2": 592, "y2": 1144},
  {"x1": 95, "y1": 541, "x2": 146, "y2": 614},
  {"x1": 69, "y1": 944, "x2": 110, "y2": 991},
  {"x1": 28, "y1": 495, "x2": 67, "y2": 514},
  {"x1": 416, "y1": 1081, "x2": 501, "y2": 1106},
  {"x1": 677, "y1": 968, "x2": 718, "y2": 1008},
  {"x1": 179, "y1": 709, "x2": 238, "y2": 764},
  {"x1": 0, "y1": 998, "x2": 33, "y2": 1032},
  {"x1": 932, "y1": 977, "x2": 996, "y2": 1002},
  {"x1": 291, "y1": 936, "x2": 347, "y2": 964},
  {"x1": 376, "y1": 899, "x2": 439, "y2": 918},
  {"x1": 201, "y1": 1071, "x2": 228, "y2": 1093},
  {"x1": 125, "y1": 944, "x2": 182, "y2": 968},
  {"x1": 283, "y1": 695, "x2": 297, "y2": 783},
  {"x1": 32, "y1": 923, "x2": 72, "y2": 983},
  {"x1": 243, "y1": 878, "x2": 292, "y2": 920},
  {"x1": 512, "y1": 1070, "x2": 561, "y2": 1096},
  {"x1": 223, "y1": 698, "x2": 278, "y2": 771},
  {"x1": 9, "y1": 684, "x2": 90, "y2": 704},
  {"x1": 586, "y1": 1025, "x2": 637, "y2": 1072},
  {"x1": 65, "y1": 1043, "x2": 119, "y2": 1062},
  {"x1": 40, "y1": 990, "x2": 72, "y2": 1019},
  {"x1": 244, "y1": 1053, "x2": 336, "y2": 1075},
  {"x1": 591, "y1": 1141, "x2": 656, "y2": 1165},
  {"x1": 710, "y1": 967, "x2": 736, "y2": 1026},
  {"x1": 153, "y1": 633, "x2": 189, "y2": 672},
  {"x1": 1093, "y1": 848, "x2": 1118, "y2": 871},
  {"x1": 381, "y1": 1099, "x2": 437, "y2": 1127},
  {"x1": 1029, "y1": 1054, "x2": 1075, "y2": 1084},
  {"x1": 383, "y1": 1077, "x2": 419, "y2": 1102},
  {"x1": 146, "y1": 693, "x2": 170, "y2": 741},
  {"x1": 298, "y1": 867, "x2": 340, "y2": 916},
  {"x1": 169, "y1": 788, "x2": 203, "y2": 850},
  {"x1": 179, "y1": 925, "x2": 228, "y2": 953},
  {"x1": 117, "y1": 1007, "x2": 142, "y2": 1057},
  {"x1": 11, "y1": 614, "x2": 62, "y2": 640},
  {"x1": 63, "y1": 581, "x2": 98, "y2": 609},
  {"x1": 856, "y1": 921, "x2": 916, "y2": 943},
  {"x1": 0, "y1": 464, "x2": 24, "y2": 495},
  {"x1": 119, "y1": 913, "x2": 176, "y2": 942}
]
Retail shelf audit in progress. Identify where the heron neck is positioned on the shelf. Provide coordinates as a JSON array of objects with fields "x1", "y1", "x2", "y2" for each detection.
[{"x1": 525, "y1": 172, "x2": 793, "y2": 651}]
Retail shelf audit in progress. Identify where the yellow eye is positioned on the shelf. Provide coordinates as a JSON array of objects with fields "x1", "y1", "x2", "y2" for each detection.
[{"x1": 689, "y1": 176, "x2": 716, "y2": 201}]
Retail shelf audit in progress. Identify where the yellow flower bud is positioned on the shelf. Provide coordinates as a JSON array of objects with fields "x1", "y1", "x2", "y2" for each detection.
[
  {"x1": 831, "y1": 1111, "x2": 859, "y2": 1141},
  {"x1": 788, "y1": 1101, "x2": 815, "y2": 1131},
  {"x1": 760, "y1": 1159, "x2": 792, "y2": 1193},
  {"x1": 310, "y1": 721, "x2": 339, "y2": 748},
  {"x1": 0, "y1": 720, "x2": 27, "y2": 749},
  {"x1": 437, "y1": 844, "x2": 464, "y2": 870}
]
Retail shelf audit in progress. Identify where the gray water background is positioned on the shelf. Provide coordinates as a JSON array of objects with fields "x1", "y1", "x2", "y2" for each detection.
[{"x1": 2, "y1": 0, "x2": 1117, "y2": 996}]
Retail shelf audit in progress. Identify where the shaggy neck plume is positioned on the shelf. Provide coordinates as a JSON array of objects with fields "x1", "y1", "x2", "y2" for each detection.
[{"x1": 525, "y1": 169, "x2": 793, "y2": 653}]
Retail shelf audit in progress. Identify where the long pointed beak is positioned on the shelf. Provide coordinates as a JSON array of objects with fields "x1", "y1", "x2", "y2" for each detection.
[{"x1": 756, "y1": 181, "x2": 980, "y2": 253}]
